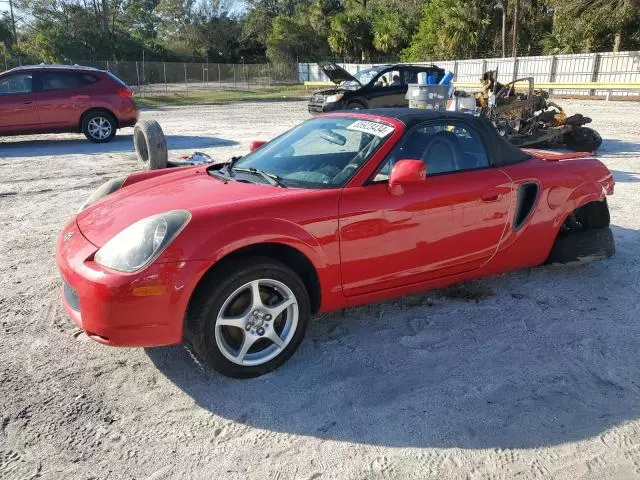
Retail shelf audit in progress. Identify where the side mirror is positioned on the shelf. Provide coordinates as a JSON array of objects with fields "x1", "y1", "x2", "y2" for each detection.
[
  {"x1": 249, "y1": 140, "x2": 266, "y2": 152},
  {"x1": 388, "y1": 159, "x2": 426, "y2": 195}
]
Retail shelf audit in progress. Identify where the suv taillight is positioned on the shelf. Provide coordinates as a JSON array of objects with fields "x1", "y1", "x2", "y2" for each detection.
[{"x1": 116, "y1": 87, "x2": 133, "y2": 98}]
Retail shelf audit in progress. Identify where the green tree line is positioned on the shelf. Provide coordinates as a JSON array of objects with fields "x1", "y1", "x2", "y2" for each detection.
[{"x1": 3, "y1": 0, "x2": 640, "y2": 66}]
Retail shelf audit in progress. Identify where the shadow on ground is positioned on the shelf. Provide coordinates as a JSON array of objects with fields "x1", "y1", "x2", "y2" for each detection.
[
  {"x1": 147, "y1": 225, "x2": 640, "y2": 450},
  {"x1": 0, "y1": 133, "x2": 237, "y2": 157},
  {"x1": 599, "y1": 138, "x2": 640, "y2": 155},
  {"x1": 612, "y1": 170, "x2": 640, "y2": 183}
]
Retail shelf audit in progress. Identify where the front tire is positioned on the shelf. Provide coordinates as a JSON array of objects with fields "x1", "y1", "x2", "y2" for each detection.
[
  {"x1": 82, "y1": 111, "x2": 117, "y2": 143},
  {"x1": 185, "y1": 258, "x2": 310, "y2": 378},
  {"x1": 346, "y1": 101, "x2": 366, "y2": 110}
]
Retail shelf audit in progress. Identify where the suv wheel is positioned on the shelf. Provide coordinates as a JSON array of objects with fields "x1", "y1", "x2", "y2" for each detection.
[{"x1": 83, "y1": 111, "x2": 117, "y2": 143}]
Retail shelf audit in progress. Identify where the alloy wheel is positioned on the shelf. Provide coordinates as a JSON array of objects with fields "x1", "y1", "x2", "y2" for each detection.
[
  {"x1": 87, "y1": 116, "x2": 113, "y2": 140},
  {"x1": 214, "y1": 279, "x2": 299, "y2": 366}
]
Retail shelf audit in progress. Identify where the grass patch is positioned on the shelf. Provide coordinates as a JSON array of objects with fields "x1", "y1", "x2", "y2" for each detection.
[{"x1": 136, "y1": 85, "x2": 309, "y2": 107}]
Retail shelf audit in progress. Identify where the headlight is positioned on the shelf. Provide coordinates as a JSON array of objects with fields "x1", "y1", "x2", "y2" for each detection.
[
  {"x1": 79, "y1": 176, "x2": 127, "y2": 212},
  {"x1": 325, "y1": 93, "x2": 344, "y2": 103},
  {"x1": 95, "y1": 210, "x2": 191, "y2": 273}
]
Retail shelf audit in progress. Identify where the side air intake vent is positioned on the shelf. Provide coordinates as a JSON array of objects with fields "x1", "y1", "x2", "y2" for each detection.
[{"x1": 513, "y1": 182, "x2": 539, "y2": 231}]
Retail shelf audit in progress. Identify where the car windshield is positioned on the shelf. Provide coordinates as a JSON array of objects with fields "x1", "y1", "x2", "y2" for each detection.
[
  {"x1": 342, "y1": 67, "x2": 385, "y2": 89},
  {"x1": 226, "y1": 116, "x2": 394, "y2": 189}
]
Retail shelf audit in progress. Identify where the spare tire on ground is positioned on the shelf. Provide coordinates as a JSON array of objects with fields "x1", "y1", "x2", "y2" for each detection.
[{"x1": 134, "y1": 119, "x2": 168, "y2": 170}]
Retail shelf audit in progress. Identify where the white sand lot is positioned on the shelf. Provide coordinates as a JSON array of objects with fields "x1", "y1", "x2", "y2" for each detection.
[{"x1": 1, "y1": 100, "x2": 639, "y2": 480}]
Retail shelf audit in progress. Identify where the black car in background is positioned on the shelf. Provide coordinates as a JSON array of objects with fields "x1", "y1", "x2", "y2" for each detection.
[{"x1": 308, "y1": 62, "x2": 445, "y2": 114}]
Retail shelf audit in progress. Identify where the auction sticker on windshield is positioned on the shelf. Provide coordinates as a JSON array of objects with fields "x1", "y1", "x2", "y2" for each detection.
[{"x1": 347, "y1": 120, "x2": 394, "y2": 138}]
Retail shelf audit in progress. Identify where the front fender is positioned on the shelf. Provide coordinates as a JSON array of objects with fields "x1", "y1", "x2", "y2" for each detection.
[
  {"x1": 195, "y1": 217, "x2": 330, "y2": 268},
  {"x1": 175, "y1": 215, "x2": 343, "y2": 311}
]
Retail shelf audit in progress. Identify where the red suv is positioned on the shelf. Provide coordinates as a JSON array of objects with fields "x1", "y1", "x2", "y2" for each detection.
[{"x1": 0, "y1": 64, "x2": 138, "y2": 143}]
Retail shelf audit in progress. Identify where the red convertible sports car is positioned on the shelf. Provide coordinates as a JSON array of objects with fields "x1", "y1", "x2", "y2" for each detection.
[{"x1": 57, "y1": 109, "x2": 615, "y2": 378}]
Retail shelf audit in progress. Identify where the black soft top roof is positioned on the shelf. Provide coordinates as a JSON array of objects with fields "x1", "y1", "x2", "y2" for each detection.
[{"x1": 356, "y1": 108, "x2": 531, "y2": 167}]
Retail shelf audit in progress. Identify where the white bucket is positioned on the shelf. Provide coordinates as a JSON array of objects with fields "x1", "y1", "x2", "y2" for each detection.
[{"x1": 417, "y1": 72, "x2": 427, "y2": 85}]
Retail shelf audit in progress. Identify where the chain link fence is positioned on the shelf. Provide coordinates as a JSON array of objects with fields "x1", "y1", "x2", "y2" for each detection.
[
  {"x1": 0, "y1": 58, "x2": 300, "y2": 95},
  {"x1": 82, "y1": 60, "x2": 300, "y2": 95},
  {"x1": 5, "y1": 51, "x2": 640, "y2": 97}
]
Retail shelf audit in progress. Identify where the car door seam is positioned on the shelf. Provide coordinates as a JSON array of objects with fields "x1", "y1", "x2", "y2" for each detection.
[{"x1": 481, "y1": 168, "x2": 514, "y2": 267}]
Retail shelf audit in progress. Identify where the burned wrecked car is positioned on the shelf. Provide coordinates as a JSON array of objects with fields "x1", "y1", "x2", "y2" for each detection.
[
  {"x1": 466, "y1": 71, "x2": 603, "y2": 152},
  {"x1": 308, "y1": 62, "x2": 444, "y2": 113}
]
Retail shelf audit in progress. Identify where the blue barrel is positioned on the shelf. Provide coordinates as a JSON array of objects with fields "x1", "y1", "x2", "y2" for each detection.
[
  {"x1": 439, "y1": 71, "x2": 455, "y2": 85},
  {"x1": 427, "y1": 75, "x2": 438, "y2": 84}
]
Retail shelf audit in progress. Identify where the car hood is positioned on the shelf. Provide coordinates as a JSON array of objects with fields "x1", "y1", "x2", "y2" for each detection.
[
  {"x1": 312, "y1": 87, "x2": 352, "y2": 96},
  {"x1": 320, "y1": 62, "x2": 360, "y2": 85},
  {"x1": 76, "y1": 167, "x2": 300, "y2": 246}
]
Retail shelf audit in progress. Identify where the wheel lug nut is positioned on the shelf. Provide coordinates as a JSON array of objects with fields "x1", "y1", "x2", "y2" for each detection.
[
  {"x1": 265, "y1": 314, "x2": 272, "y2": 321},
  {"x1": 257, "y1": 327, "x2": 265, "y2": 336}
]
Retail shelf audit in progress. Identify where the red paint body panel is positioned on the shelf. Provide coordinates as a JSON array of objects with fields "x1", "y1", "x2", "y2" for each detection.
[
  {"x1": 36, "y1": 86, "x2": 91, "y2": 128},
  {"x1": 0, "y1": 92, "x2": 40, "y2": 129},
  {"x1": 86, "y1": 75, "x2": 138, "y2": 128},
  {"x1": 56, "y1": 218, "x2": 210, "y2": 346},
  {"x1": 56, "y1": 114, "x2": 614, "y2": 347},
  {"x1": 0, "y1": 67, "x2": 138, "y2": 136},
  {"x1": 339, "y1": 167, "x2": 512, "y2": 296}
]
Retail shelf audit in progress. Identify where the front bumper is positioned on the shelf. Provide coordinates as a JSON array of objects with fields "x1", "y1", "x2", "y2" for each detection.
[
  {"x1": 56, "y1": 218, "x2": 209, "y2": 347},
  {"x1": 307, "y1": 101, "x2": 343, "y2": 114}
]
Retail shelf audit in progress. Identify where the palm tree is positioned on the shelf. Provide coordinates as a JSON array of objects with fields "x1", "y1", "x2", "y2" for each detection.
[{"x1": 560, "y1": 0, "x2": 638, "y2": 51}]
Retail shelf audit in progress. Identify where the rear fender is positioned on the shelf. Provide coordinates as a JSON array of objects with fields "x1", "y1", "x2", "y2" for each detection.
[{"x1": 551, "y1": 181, "x2": 607, "y2": 231}]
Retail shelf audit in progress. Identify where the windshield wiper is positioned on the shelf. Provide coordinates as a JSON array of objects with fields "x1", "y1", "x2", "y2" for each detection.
[{"x1": 232, "y1": 167, "x2": 287, "y2": 188}]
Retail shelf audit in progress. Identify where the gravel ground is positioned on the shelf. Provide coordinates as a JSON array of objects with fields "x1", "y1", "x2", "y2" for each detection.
[{"x1": 1, "y1": 100, "x2": 640, "y2": 480}]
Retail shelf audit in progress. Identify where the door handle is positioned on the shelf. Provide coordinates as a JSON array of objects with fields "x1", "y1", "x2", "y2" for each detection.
[
  {"x1": 23, "y1": 101, "x2": 33, "y2": 105},
  {"x1": 481, "y1": 190, "x2": 501, "y2": 202}
]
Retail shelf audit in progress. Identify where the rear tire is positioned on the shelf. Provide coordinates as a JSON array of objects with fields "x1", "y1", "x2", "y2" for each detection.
[
  {"x1": 134, "y1": 119, "x2": 168, "y2": 170},
  {"x1": 82, "y1": 111, "x2": 117, "y2": 143},
  {"x1": 184, "y1": 257, "x2": 310, "y2": 378},
  {"x1": 546, "y1": 227, "x2": 615, "y2": 264},
  {"x1": 564, "y1": 126, "x2": 602, "y2": 152}
]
